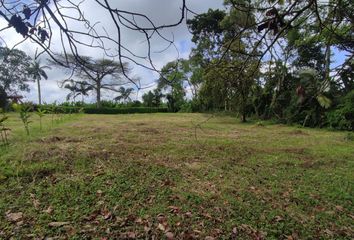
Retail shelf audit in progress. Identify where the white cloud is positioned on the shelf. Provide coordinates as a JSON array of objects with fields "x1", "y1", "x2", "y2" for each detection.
[{"x1": 1, "y1": 0, "x2": 224, "y2": 103}]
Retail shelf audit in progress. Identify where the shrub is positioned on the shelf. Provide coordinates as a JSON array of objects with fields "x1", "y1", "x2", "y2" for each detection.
[{"x1": 326, "y1": 90, "x2": 354, "y2": 130}]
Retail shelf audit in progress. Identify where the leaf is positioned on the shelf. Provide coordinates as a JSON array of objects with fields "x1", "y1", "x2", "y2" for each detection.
[
  {"x1": 6, "y1": 211, "x2": 23, "y2": 222},
  {"x1": 158, "y1": 223, "x2": 166, "y2": 231},
  {"x1": 317, "y1": 95, "x2": 332, "y2": 109},
  {"x1": 48, "y1": 222, "x2": 70, "y2": 227},
  {"x1": 205, "y1": 237, "x2": 215, "y2": 240},
  {"x1": 166, "y1": 232, "x2": 174, "y2": 239},
  {"x1": 30, "y1": 193, "x2": 40, "y2": 209},
  {"x1": 43, "y1": 206, "x2": 54, "y2": 214},
  {"x1": 168, "y1": 206, "x2": 180, "y2": 214}
]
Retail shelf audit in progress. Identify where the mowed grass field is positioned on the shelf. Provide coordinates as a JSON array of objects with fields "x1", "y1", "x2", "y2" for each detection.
[{"x1": 0, "y1": 113, "x2": 353, "y2": 239}]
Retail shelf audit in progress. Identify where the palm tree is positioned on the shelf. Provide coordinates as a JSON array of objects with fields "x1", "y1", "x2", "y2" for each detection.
[
  {"x1": 28, "y1": 60, "x2": 51, "y2": 105},
  {"x1": 114, "y1": 87, "x2": 134, "y2": 103},
  {"x1": 64, "y1": 80, "x2": 93, "y2": 103}
]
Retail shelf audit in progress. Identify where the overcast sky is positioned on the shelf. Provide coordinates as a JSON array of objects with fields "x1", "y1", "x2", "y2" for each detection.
[{"x1": 0, "y1": 0, "x2": 225, "y2": 104}]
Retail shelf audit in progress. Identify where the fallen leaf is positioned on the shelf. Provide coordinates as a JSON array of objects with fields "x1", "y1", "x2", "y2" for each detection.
[
  {"x1": 231, "y1": 227, "x2": 238, "y2": 239},
  {"x1": 185, "y1": 211, "x2": 193, "y2": 218},
  {"x1": 6, "y1": 212, "x2": 23, "y2": 223},
  {"x1": 166, "y1": 232, "x2": 174, "y2": 239},
  {"x1": 158, "y1": 223, "x2": 166, "y2": 231},
  {"x1": 273, "y1": 215, "x2": 283, "y2": 222},
  {"x1": 168, "y1": 206, "x2": 180, "y2": 214},
  {"x1": 30, "y1": 193, "x2": 40, "y2": 209},
  {"x1": 205, "y1": 236, "x2": 215, "y2": 240},
  {"x1": 43, "y1": 206, "x2": 54, "y2": 214},
  {"x1": 121, "y1": 232, "x2": 136, "y2": 239},
  {"x1": 101, "y1": 208, "x2": 112, "y2": 220},
  {"x1": 48, "y1": 222, "x2": 70, "y2": 227},
  {"x1": 335, "y1": 205, "x2": 344, "y2": 212}
]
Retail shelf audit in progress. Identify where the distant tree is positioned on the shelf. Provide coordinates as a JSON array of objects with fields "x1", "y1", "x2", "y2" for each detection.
[
  {"x1": 142, "y1": 89, "x2": 163, "y2": 107},
  {"x1": 0, "y1": 47, "x2": 32, "y2": 100},
  {"x1": 28, "y1": 60, "x2": 51, "y2": 105},
  {"x1": 114, "y1": 87, "x2": 135, "y2": 103},
  {"x1": 158, "y1": 61, "x2": 187, "y2": 112},
  {"x1": 52, "y1": 55, "x2": 133, "y2": 108},
  {"x1": 142, "y1": 91, "x2": 154, "y2": 107},
  {"x1": 64, "y1": 80, "x2": 93, "y2": 102}
]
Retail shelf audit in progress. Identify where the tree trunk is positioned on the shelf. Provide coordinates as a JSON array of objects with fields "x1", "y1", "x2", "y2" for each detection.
[
  {"x1": 241, "y1": 112, "x2": 246, "y2": 123},
  {"x1": 324, "y1": 43, "x2": 331, "y2": 82},
  {"x1": 96, "y1": 89, "x2": 101, "y2": 108},
  {"x1": 37, "y1": 79, "x2": 42, "y2": 105},
  {"x1": 96, "y1": 79, "x2": 101, "y2": 108}
]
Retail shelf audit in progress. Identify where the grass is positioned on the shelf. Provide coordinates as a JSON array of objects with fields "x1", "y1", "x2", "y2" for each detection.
[{"x1": 0, "y1": 113, "x2": 353, "y2": 239}]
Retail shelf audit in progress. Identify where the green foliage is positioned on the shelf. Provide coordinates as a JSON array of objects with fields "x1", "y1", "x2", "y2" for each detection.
[
  {"x1": 35, "y1": 108, "x2": 47, "y2": 131},
  {"x1": 142, "y1": 89, "x2": 163, "y2": 108},
  {"x1": 0, "y1": 47, "x2": 33, "y2": 94},
  {"x1": 13, "y1": 104, "x2": 32, "y2": 136},
  {"x1": 326, "y1": 90, "x2": 354, "y2": 130},
  {"x1": 114, "y1": 87, "x2": 135, "y2": 103}
]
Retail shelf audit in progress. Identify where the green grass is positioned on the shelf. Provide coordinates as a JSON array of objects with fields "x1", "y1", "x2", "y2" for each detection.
[{"x1": 0, "y1": 113, "x2": 353, "y2": 239}]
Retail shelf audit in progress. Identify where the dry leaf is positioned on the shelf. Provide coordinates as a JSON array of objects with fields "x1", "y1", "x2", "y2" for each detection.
[
  {"x1": 185, "y1": 211, "x2": 193, "y2": 218},
  {"x1": 48, "y1": 222, "x2": 70, "y2": 227},
  {"x1": 6, "y1": 212, "x2": 23, "y2": 223},
  {"x1": 168, "y1": 206, "x2": 180, "y2": 214},
  {"x1": 166, "y1": 232, "x2": 174, "y2": 239},
  {"x1": 335, "y1": 205, "x2": 344, "y2": 212},
  {"x1": 30, "y1": 193, "x2": 40, "y2": 209},
  {"x1": 158, "y1": 223, "x2": 166, "y2": 231},
  {"x1": 43, "y1": 206, "x2": 54, "y2": 214},
  {"x1": 205, "y1": 237, "x2": 215, "y2": 240}
]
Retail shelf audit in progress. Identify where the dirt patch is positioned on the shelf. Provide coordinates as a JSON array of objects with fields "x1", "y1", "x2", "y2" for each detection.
[
  {"x1": 38, "y1": 136, "x2": 84, "y2": 143},
  {"x1": 26, "y1": 147, "x2": 77, "y2": 163},
  {"x1": 286, "y1": 130, "x2": 309, "y2": 136},
  {"x1": 140, "y1": 128, "x2": 160, "y2": 134},
  {"x1": 282, "y1": 148, "x2": 307, "y2": 155}
]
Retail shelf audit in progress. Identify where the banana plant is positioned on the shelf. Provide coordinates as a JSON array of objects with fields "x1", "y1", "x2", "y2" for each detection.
[
  {"x1": 297, "y1": 68, "x2": 332, "y2": 108},
  {"x1": 35, "y1": 108, "x2": 47, "y2": 131}
]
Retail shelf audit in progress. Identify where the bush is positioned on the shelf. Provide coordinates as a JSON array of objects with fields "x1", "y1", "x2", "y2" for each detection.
[{"x1": 326, "y1": 90, "x2": 354, "y2": 130}]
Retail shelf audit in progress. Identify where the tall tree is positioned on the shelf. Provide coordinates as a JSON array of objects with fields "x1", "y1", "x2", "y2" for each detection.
[
  {"x1": 28, "y1": 60, "x2": 51, "y2": 105},
  {"x1": 52, "y1": 55, "x2": 132, "y2": 108},
  {"x1": 114, "y1": 87, "x2": 135, "y2": 103},
  {"x1": 0, "y1": 47, "x2": 32, "y2": 108},
  {"x1": 158, "y1": 61, "x2": 187, "y2": 112},
  {"x1": 64, "y1": 80, "x2": 93, "y2": 103}
]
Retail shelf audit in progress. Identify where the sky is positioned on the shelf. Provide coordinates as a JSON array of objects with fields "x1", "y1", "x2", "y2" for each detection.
[
  {"x1": 0, "y1": 0, "x2": 348, "y2": 104},
  {"x1": 0, "y1": 0, "x2": 225, "y2": 104}
]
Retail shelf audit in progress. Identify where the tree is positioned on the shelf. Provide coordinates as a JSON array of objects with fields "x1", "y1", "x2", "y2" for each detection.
[
  {"x1": 64, "y1": 80, "x2": 93, "y2": 103},
  {"x1": 114, "y1": 87, "x2": 135, "y2": 103},
  {"x1": 0, "y1": 0, "x2": 188, "y2": 88},
  {"x1": 158, "y1": 61, "x2": 188, "y2": 112},
  {"x1": 142, "y1": 89, "x2": 163, "y2": 107},
  {"x1": 28, "y1": 60, "x2": 51, "y2": 105},
  {"x1": 0, "y1": 47, "x2": 33, "y2": 108},
  {"x1": 142, "y1": 91, "x2": 154, "y2": 107},
  {"x1": 53, "y1": 55, "x2": 132, "y2": 108}
]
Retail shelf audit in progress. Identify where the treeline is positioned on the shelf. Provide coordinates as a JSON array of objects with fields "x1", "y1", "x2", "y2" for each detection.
[{"x1": 154, "y1": 1, "x2": 353, "y2": 130}]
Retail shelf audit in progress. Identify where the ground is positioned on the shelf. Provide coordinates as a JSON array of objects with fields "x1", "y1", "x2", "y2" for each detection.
[{"x1": 0, "y1": 113, "x2": 353, "y2": 239}]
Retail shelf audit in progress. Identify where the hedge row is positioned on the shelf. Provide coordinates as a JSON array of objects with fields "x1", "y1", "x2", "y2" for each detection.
[
  {"x1": 84, "y1": 107, "x2": 168, "y2": 114},
  {"x1": 39, "y1": 106, "x2": 169, "y2": 114}
]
